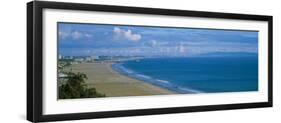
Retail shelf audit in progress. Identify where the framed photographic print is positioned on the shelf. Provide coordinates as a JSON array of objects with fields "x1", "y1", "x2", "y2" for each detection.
[{"x1": 27, "y1": 1, "x2": 273, "y2": 122}]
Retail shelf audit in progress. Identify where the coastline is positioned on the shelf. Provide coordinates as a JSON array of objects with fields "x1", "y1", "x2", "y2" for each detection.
[
  {"x1": 112, "y1": 62, "x2": 202, "y2": 94},
  {"x1": 67, "y1": 62, "x2": 175, "y2": 97}
]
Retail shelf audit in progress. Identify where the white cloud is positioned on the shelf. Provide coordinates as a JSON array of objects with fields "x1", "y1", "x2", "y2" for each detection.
[
  {"x1": 59, "y1": 30, "x2": 92, "y2": 40},
  {"x1": 179, "y1": 45, "x2": 185, "y2": 53},
  {"x1": 113, "y1": 27, "x2": 141, "y2": 41},
  {"x1": 72, "y1": 31, "x2": 82, "y2": 39},
  {"x1": 58, "y1": 31, "x2": 69, "y2": 39},
  {"x1": 150, "y1": 40, "x2": 157, "y2": 46},
  {"x1": 85, "y1": 33, "x2": 92, "y2": 38},
  {"x1": 145, "y1": 40, "x2": 157, "y2": 47}
]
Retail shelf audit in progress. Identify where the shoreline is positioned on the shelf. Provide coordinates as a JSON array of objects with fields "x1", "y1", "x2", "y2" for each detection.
[
  {"x1": 111, "y1": 62, "x2": 202, "y2": 94},
  {"x1": 67, "y1": 62, "x2": 176, "y2": 97}
]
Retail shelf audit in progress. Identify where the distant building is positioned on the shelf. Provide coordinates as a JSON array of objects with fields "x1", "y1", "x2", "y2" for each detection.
[
  {"x1": 58, "y1": 73, "x2": 68, "y2": 78},
  {"x1": 85, "y1": 57, "x2": 91, "y2": 62},
  {"x1": 74, "y1": 58, "x2": 84, "y2": 62},
  {"x1": 58, "y1": 54, "x2": 62, "y2": 59},
  {"x1": 91, "y1": 55, "x2": 98, "y2": 60},
  {"x1": 63, "y1": 56, "x2": 74, "y2": 60}
]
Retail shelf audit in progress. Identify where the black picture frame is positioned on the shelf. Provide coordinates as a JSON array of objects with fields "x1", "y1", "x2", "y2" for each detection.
[{"x1": 27, "y1": 1, "x2": 273, "y2": 122}]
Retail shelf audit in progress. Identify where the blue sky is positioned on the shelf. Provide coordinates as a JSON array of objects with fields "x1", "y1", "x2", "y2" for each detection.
[{"x1": 58, "y1": 23, "x2": 258, "y2": 57}]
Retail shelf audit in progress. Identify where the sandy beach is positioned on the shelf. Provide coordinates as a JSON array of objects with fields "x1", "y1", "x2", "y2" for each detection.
[{"x1": 67, "y1": 63, "x2": 175, "y2": 97}]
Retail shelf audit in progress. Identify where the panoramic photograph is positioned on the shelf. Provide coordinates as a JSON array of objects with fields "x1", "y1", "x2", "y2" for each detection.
[{"x1": 57, "y1": 22, "x2": 258, "y2": 99}]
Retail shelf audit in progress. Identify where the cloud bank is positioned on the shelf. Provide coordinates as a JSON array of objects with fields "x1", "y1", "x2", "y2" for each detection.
[
  {"x1": 59, "y1": 30, "x2": 92, "y2": 40},
  {"x1": 113, "y1": 27, "x2": 141, "y2": 41}
]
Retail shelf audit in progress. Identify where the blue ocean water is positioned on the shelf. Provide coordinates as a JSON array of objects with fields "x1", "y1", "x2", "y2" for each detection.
[{"x1": 111, "y1": 57, "x2": 258, "y2": 94}]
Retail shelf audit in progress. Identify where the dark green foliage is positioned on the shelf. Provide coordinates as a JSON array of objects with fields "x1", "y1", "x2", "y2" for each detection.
[{"x1": 59, "y1": 72, "x2": 105, "y2": 99}]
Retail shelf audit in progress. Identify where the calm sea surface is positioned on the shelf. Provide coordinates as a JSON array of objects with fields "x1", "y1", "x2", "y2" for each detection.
[{"x1": 112, "y1": 57, "x2": 258, "y2": 94}]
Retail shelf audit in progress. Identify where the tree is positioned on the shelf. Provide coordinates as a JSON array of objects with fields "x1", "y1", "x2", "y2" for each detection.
[{"x1": 59, "y1": 72, "x2": 105, "y2": 99}]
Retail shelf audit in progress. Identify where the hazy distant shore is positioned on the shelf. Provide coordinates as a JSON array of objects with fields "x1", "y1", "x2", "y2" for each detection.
[{"x1": 67, "y1": 62, "x2": 175, "y2": 97}]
